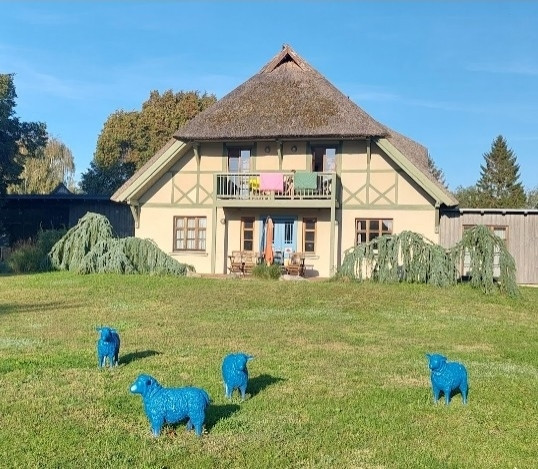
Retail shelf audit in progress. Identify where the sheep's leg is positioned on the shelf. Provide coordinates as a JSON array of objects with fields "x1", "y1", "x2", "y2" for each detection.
[
  {"x1": 432, "y1": 386, "x2": 440, "y2": 403},
  {"x1": 460, "y1": 383, "x2": 469, "y2": 404},
  {"x1": 186, "y1": 419, "x2": 193, "y2": 431},
  {"x1": 239, "y1": 384, "x2": 247, "y2": 400},
  {"x1": 150, "y1": 418, "x2": 163, "y2": 437},
  {"x1": 224, "y1": 383, "x2": 232, "y2": 399},
  {"x1": 444, "y1": 388, "x2": 451, "y2": 405},
  {"x1": 191, "y1": 418, "x2": 204, "y2": 437}
]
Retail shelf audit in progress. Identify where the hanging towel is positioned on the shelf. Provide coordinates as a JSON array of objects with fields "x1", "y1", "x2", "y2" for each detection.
[
  {"x1": 294, "y1": 171, "x2": 318, "y2": 190},
  {"x1": 260, "y1": 173, "x2": 283, "y2": 191}
]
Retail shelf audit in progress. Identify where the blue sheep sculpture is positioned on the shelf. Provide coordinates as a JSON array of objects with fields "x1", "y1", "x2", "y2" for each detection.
[
  {"x1": 130, "y1": 374, "x2": 210, "y2": 437},
  {"x1": 222, "y1": 352, "x2": 253, "y2": 400},
  {"x1": 96, "y1": 326, "x2": 120, "y2": 368},
  {"x1": 426, "y1": 353, "x2": 468, "y2": 405}
]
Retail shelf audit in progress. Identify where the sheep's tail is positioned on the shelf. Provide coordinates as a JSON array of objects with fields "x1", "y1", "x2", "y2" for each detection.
[{"x1": 202, "y1": 389, "x2": 211, "y2": 405}]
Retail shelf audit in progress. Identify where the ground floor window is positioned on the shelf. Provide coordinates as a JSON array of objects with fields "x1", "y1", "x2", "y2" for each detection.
[
  {"x1": 173, "y1": 216, "x2": 207, "y2": 251},
  {"x1": 303, "y1": 218, "x2": 316, "y2": 253},
  {"x1": 241, "y1": 217, "x2": 254, "y2": 251},
  {"x1": 462, "y1": 225, "x2": 507, "y2": 278},
  {"x1": 355, "y1": 218, "x2": 393, "y2": 244}
]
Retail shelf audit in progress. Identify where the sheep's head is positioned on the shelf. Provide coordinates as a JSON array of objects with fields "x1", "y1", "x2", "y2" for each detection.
[
  {"x1": 97, "y1": 327, "x2": 113, "y2": 341},
  {"x1": 426, "y1": 353, "x2": 447, "y2": 372},
  {"x1": 130, "y1": 374, "x2": 159, "y2": 396}
]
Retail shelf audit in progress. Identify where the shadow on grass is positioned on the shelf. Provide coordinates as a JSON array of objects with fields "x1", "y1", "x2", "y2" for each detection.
[
  {"x1": 248, "y1": 373, "x2": 286, "y2": 397},
  {"x1": 205, "y1": 403, "x2": 241, "y2": 431},
  {"x1": 120, "y1": 350, "x2": 161, "y2": 365},
  {"x1": 0, "y1": 301, "x2": 84, "y2": 316}
]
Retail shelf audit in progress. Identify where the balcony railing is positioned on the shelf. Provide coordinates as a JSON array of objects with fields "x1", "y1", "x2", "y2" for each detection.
[{"x1": 215, "y1": 172, "x2": 334, "y2": 201}]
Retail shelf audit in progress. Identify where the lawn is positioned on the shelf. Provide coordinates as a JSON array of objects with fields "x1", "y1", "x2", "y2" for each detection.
[{"x1": 0, "y1": 273, "x2": 537, "y2": 468}]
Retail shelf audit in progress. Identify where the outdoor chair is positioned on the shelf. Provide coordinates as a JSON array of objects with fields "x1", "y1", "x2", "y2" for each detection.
[
  {"x1": 228, "y1": 251, "x2": 244, "y2": 275},
  {"x1": 285, "y1": 252, "x2": 305, "y2": 276}
]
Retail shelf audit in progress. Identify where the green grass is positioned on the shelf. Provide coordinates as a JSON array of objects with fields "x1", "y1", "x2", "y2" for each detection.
[{"x1": 0, "y1": 273, "x2": 537, "y2": 468}]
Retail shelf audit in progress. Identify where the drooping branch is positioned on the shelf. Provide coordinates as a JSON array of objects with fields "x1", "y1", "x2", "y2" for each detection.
[
  {"x1": 49, "y1": 212, "x2": 193, "y2": 275},
  {"x1": 338, "y1": 227, "x2": 518, "y2": 296}
]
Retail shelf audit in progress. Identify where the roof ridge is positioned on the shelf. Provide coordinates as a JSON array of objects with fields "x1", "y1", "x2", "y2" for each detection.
[{"x1": 259, "y1": 44, "x2": 312, "y2": 74}]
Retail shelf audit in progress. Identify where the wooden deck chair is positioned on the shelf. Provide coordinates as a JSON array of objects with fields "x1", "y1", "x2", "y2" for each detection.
[
  {"x1": 286, "y1": 252, "x2": 305, "y2": 276},
  {"x1": 242, "y1": 251, "x2": 257, "y2": 275},
  {"x1": 228, "y1": 250, "x2": 244, "y2": 274}
]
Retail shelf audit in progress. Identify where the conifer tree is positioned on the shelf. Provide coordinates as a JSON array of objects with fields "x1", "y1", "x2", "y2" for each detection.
[{"x1": 476, "y1": 136, "x2": 526, "y2": 208}]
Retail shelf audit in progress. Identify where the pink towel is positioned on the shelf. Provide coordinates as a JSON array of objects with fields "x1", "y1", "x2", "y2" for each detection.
[{"x1": 260, "y1": 173, "x2": 283, "y2": 191}]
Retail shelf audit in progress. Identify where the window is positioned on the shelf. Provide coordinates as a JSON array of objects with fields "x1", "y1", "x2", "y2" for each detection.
[
  {"x1": 228, "y1": 148, "x2": 251, "y2": 173},
  {"x1": 241, "y1": 217, "x2": 254, "y2": 251},
  {"x1": 311, "y1": 146, "x2": 336, "y2": 172},
  {"x1": 355, "y1": 218, "x2": 393, "y2": 244},
  {"x1": 303, "y1": 218, "x2": 316, "y2": 253},
  {"x1": 462, "y1": 225, "x2": 507, "y2": 278},
  {"x1": 173, "y1": 216, "x2": 207, "y2": 251}
]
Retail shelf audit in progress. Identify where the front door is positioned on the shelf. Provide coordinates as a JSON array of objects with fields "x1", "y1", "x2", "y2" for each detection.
[{"x1": 260, "y1": 217, "x2": 297, "y2": 264}]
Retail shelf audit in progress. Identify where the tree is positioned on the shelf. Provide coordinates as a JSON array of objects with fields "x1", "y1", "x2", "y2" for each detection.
[
  {"x1": 427, "y1": 153, "x2": 446, "y2": 187},
  {"x1": 94, "y1": 90, "x2": 216, "y2": 170},
  {"x1": 526, "y1": 186, "x2": 538, "y2": 209},
  {"x1": 476, "y1": 135, "x2": 526, "y2": 208},
  {"x1": 0, "y1": 74, "x2": 47, "y2": 195},
  {"x1": 453, "y1": 185, "x2": 482, "y2": 208},
  {"x1": 80, "y1": 160, "x2": 135, "y2": 196},
  {"x1": 8, "y1": 136, "x2": 75, "y2": 194}
]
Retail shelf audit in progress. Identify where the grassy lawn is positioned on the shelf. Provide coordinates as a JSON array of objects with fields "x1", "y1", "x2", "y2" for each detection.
[{"x1": 0, "y1": 273, "x2": 537, "y2": 468}]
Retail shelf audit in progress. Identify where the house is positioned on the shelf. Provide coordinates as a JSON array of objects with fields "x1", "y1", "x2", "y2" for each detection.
[{"x1": 112, "y1": 45, "x2": 457, "y2": 277}]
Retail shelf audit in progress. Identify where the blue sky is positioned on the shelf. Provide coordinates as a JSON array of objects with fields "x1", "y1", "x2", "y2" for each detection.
[{"x1": 2, "y1": 1, "x2": 537, "y2": 190}]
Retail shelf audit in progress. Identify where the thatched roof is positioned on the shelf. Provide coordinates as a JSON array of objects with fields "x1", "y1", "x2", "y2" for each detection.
[{"x1": 174, "y1": 44, "x2": 389, "y2": 141}]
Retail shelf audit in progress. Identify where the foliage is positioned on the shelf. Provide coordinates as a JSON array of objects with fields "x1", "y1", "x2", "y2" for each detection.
[
  {"x1": 94, "y1": 90, "x2": 216, "y2": 170},
  {"x1": 79, "y1": 159, "x2": 136, "y2": 196},
  {"x1": 476, "y1": 135, "x2": 526, "y2": 208},
  {"x1": 252, "y1": 262, "x2": 282, "y2": 279},
  {"x1": 338, "y1": 227, "x2": 518, "y2": 296},
  {"x1": 453, "y1": 184, "x2": 482, "y2": 208},
  {"x1": 0, "y1": 74, "x2": 48, "y2": 195},
  {"x1": 6, "y1": 228, "x2": 65, "y2": 273},
  {"x1": 8, "y1": 136, "x2": 75, "y2": 194},
  {"x1": 526, "y1": 185, "x2": 538, "y2": 209},
  {"x1": 0, "y1": 274, "x2": 537, "y2": 467},
  {"x1": 426, "y1": 153, "x2": 446, "y2": 187},
  {"x1": 49, "y1": 212, "x2": 193, "y2": 275}
]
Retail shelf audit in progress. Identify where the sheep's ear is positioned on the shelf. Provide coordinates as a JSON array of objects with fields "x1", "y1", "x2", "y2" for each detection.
[
  {"x1": 146, "y1": 378, "x2": 152, "y2": 386},
  {"x1": 425, "y1": 353, "x2": 431, "y2": 359}
]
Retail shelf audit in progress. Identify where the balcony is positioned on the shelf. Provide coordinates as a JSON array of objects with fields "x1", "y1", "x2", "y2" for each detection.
[{"x1": 215, "y1": 172, "x2": 335, "y2": 207}]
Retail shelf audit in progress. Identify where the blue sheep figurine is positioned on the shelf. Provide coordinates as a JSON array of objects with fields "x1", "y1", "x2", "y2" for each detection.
[
  {"x1": 96, "y1": 326, "x2": 120, "y2": 368},
  {"x1": 426, "y1": 353, "x2": 468, "y2": 404},
  {"x1": 130, "y1": 374, "x2": 210, "y2": 437},
  {"x1": 222, "y1": 352, "x2": 253, "y2": 400}
]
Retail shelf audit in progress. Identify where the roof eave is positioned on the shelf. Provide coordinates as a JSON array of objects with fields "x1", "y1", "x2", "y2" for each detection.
[{"x1": 376, "y1": 138, "x2": 457, "y2": 207}]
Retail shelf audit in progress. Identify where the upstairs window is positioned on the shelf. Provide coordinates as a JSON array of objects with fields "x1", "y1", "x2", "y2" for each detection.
[
  {"x1": 311, "y1": 146, "x2": 336, "y2": 172},
  {"x1": 228, "y1": 148, "x2": 251, "y2": 173}
]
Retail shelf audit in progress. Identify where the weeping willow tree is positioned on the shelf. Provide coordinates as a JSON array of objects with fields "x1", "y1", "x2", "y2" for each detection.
[
  {"x1": 338, "y1": 227, "x2": 518, "y2": 296},
  {"x1": 49, "y1": 212, "x2": 193, "y2": 275}
]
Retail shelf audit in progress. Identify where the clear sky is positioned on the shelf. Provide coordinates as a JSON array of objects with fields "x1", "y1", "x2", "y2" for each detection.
[{"x1": 2, "y1": 1, "x2": 537, "y2": 191}]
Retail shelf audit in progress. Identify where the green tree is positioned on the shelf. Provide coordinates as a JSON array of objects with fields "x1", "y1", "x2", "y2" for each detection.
[
  {"x1": 9, "y1": 136, "x2": 75, "y2": 194},
  {"x1": 526, "y1": 186, "x2": 538, "y2": 209},
  {"x1": 80, "y1": 160, "x2": 135, "y2": 196},
  {"x1": 94, "y1": 90, "x2": 216, "y2": 170},
  {"x1": 427, "y1": 153, "x2": 446, "y2": 187},
  {"x1": 454, "y1": 185, "x2": 482, "y2": 208},
  {"x1": 0, "y1": 74, "x2": 47, "y2": 195},
  {"x1": 476, "y1": 135, "x2": 526, "y2": 208}
]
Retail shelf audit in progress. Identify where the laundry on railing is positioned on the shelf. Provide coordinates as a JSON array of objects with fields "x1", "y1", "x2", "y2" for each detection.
[
  {"x1": 294, "y1": 171, "x2": 317, "y2": 190},
  {"x1": 259, "y1": 173, "x2": 284, "y2": 191}
]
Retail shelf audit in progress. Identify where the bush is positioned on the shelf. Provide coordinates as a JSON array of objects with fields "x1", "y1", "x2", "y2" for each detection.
[
  {"x1": 7, "y1": 229, "x2": 66, "y2": 274},
  {"x1": 252, "y1": 263, "x2": 282, "y2": 279}
]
